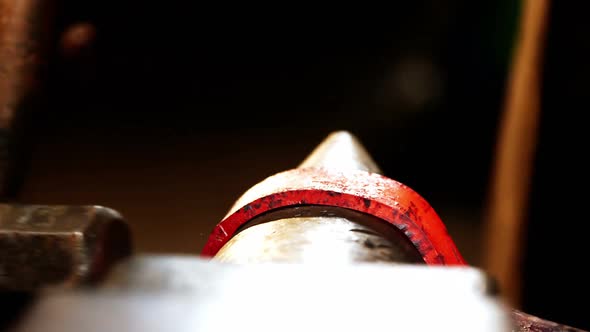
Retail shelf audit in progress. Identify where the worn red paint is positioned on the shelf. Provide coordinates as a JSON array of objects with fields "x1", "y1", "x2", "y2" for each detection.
[{"x1": 201, "y1": 168, "x2": 466, "y2": 265}]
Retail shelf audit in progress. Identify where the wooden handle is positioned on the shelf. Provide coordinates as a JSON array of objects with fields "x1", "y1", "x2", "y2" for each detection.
[{"x1": 483, "y1": 0, "x2": 551, "y2": 308}]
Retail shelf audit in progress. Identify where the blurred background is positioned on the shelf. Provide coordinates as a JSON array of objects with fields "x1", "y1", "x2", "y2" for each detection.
[{"x1": 2, "y1": 0, "x2": 589, "y2": 330}]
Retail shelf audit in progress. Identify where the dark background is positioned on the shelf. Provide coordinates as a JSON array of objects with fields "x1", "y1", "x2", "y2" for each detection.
[{"x1": 7, "y1": 1, "x2": 590, "y2": 329}]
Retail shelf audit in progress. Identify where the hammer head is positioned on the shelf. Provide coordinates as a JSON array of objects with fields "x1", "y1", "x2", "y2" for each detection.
[{"x1": 0, "y1": 204, "x2": 131, "y2": 291}]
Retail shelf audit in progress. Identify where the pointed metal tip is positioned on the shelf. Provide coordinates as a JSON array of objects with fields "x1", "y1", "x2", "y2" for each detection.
[{"x1": 298, "y1": 131, "x2": 382, "y2": 174}]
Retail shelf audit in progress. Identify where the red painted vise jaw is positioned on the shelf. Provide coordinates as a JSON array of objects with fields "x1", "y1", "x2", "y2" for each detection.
[{"x1": 202, "y1": 131, "x2": 466, "y2": 265}]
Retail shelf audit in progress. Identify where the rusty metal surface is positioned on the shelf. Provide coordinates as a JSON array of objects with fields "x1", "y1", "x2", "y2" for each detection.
[
  {"x1": 10, "y1": 255, "x2": 508, "y2": 332},
  {"x1": 0, "y1": 0, "x2": 55, "y2": 197},
  {"x1": 214, "y1": 205, "x2": 424, "y2": 264},
  {"x1": 0, "y1": 204, "x2": 132, "y2": 291},
  {"x1": 511, "y1": 310, "x2": 586, "y2": 332}
]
